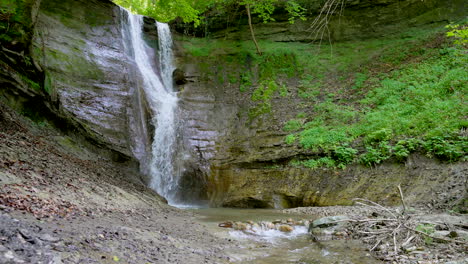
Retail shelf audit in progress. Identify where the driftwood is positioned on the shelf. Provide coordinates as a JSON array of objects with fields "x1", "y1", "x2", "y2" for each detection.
[{"x1": 342, "y1": 186, "x2": 468, "y2": 262}]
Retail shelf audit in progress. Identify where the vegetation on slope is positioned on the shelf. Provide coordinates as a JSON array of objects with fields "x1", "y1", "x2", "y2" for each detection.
[{"x1": 181, "y1": 23, "x2": 467, "y2": 168}]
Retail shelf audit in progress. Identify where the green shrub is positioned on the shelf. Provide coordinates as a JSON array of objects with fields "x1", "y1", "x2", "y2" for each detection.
[
  {"x1": 423, "y1": 134, "x2": 467, "y2": 162},
  {"x1": 285, "y1": 134, "x2": 296, "y2": 144},
  {"x1": 299, "y1": 126, "x2": 349, "y2": 151},
  {"x1": 359, "y1": 142, "x2": 392, "y2": 167},
  {"x1": 333, "y1": 145, "x2": 358, "y2": 165},
  {"x1": 239, "y1": 72, "x2": 252, "y2": 92},
  {"x1": 284, "y1": 119, "x2": 302, "y2": 132},
  {"x1": 393, "y1": 138, "x2": 422, "y2": 161},
  {"x1": 252, "y1": 80, "x2": 278, "y2": 101},
  {"x1": 446, "y1": 24, "x2": 468, "y2": 47},
  {"x1": 352, "y1": 72, "x2": 368, "y2": 90},
  {"x1": 365, "y1": 128, "x2": 393, "y2": 144},
  {"x1": 302, "y1": 157, "x2": 336, "y2": 169}
]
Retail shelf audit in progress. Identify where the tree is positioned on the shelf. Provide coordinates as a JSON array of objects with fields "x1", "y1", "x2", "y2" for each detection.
[
  {"x1": 114, "y1": 0, "x2": 305, "y2": 55},
  {"x1": 114, "y1": 0, "x2": 202, "y2": 25},
  {"x1": 216, "y1": 0, "x2": 306, "y2": 55}
]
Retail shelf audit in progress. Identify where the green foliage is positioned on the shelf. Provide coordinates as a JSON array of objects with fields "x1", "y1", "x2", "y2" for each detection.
[
  {"x1": 285, "y1": 134, "x2": 296, "y2": 144},
  {"x1": 352, "y1": 72, "x2": 368, "y2": 90},
  {"x1": 333, "y1": 145, "x2": 358, "y2": 165},
  {"x1": 283, "y1": 119, "x2": 302, "y2": 132},
  {"x1": 446, "y1": 24, "x2": 468, "y2": 47},
  {"x1": 239, "y1": 72, "x2": 252, "y2": 92},
  {"x1": 114, "y1": 0, "x2": 200, "y2": 24},
  {"x1": 423, "y1": 134, "x2": 467, "y2": 162},
  {"x1": 415, "y1": 224, "x2": 435, "y2": 245},
  {"x1": 182, "y1": 23, "x2": 467, "y2": 169},
  {"x1": 393, "y1": 138, "x2": 422, "y2": 161},
  {"x1": 285, "y1": 0, "x2": 306, "y2": 24},
  {"x1": 365, "y1": 129, "x2": 392, "y2": 144},
  {"x1": 279, "y1": 83, "x2": 288, "y2": 97},
  {"x1": 114, "y1": 0, "x2": 305, "y2": 30},
  {"x1": 258, "y1": 52, "x2": 298, "y2": 79},
  {"x1": 251, "y1": 79, "x2": 278, "y2": 101},
  {"x1": 248, "y1": 102, "x2": 271, "y2": 120},
  {"x1": 299, "y1": 126, "x2": 349, "y2": 151},
  {"x1": 359, "y1": 142, "x2": 392, "y2": 167},
  {"x1": 296, "y1": 112, "x2": 306, "y2": 118},
  {"x1": 0, "y1": 0, "x2": 35, "y2": 45},
  {"x1": 302, "y1": 157, "x2": 336, "y2": 169},
  {"x1": 298, "y1": 79, "x2": 321, "y2": 99}
]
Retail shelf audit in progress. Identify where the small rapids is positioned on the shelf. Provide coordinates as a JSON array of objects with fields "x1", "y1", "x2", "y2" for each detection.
[
  {"x1": 193, "y1": 208, "x2": 380, "y2": 264},
  {"x1": 228, "y1": 225, "x2": 308, "y2": 244}
]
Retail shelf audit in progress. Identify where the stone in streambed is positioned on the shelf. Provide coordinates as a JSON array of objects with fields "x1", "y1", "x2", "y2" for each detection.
[
  {"x1": 218, "y1": 222, "x2": 233, "y2": 228},
  {"x1": 233, "y1": 222, "x2": 248, "y2": 231},
  {"x1": 310, "y1": 215, "x2": 349, "y2": 229},
  {"x1": 278, "y1": 225, "x2": 294, "y2": 232}
]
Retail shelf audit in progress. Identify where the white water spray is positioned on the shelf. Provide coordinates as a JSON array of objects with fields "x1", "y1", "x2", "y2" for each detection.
[{"x1": 121, "y1": 9, "x2": 180, "y2": 204}]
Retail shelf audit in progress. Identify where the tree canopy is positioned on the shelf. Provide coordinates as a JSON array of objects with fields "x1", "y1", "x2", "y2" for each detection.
[{"x1": 114, "y1": 0, "x2": 306, "y2": 26}]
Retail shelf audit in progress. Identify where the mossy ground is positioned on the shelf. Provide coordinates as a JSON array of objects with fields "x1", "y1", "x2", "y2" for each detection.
[{"x1": 179, "y1": 22, "x2": 467, "y2": 169}]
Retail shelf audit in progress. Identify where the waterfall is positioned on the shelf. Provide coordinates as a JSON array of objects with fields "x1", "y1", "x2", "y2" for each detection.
[{"x1": 121, "y1": 9, "x2": 181, "y2": 205}]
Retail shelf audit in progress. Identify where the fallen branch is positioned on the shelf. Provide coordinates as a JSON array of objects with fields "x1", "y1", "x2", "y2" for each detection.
[{"x1": 397, "y1": 184, "x2": 407, "y2": 214}]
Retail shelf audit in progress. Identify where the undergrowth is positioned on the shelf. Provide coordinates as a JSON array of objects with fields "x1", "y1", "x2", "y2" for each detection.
[{"x1": 181, "y1": 23, "x2": 467, "y2": 169}]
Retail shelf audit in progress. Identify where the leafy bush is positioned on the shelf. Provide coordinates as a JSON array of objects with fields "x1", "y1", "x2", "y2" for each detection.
[
  {"x1": 283, "y1": 119, "x2": 302, "y2": 132},
  {"x1": 365, "y1": 129, "x2": 392, "y2": 144},
  {"x1": 299, "y1": 126, "x2": 349, "y2": 151},
  {"x1": 285, "y1": 134, "x2": 296, "y2": 144},
  {"x1": 333, "y1": 145, "x2": 358, "y2": 165},
  {"x1": 423, "y1": 134, "x2": 467, "y2": 162},
  {"x1": 393, "y1": 138, "x2": 422, "y2": 161},
  {"x1": 239, "y1": 72, "x2": 252, "y2": 92},
  {"x1": 352, "y1": 72, "x2": 368, "y2": 90},
  {"x1": 359, "y1": 142, "x2": 392, "y2": 167},
  {"x1": 302, "y1": 157, "x2": 336, "y2": 169},
  {"x1": 446, "y1": 24, "x2": 468, "y2": 47}
]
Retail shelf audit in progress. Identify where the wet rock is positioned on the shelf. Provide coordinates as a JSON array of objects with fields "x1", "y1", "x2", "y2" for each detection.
[
  {"x1": 218, "y1": 222, "x2": 233, "y2": 228},
  {"x1": 233, "y1": 222, "x2": 248, "y2": 231},
  {"x1": 310, "y1": 215, "x2": 349, "y2": 229},
  {"x1": 173, "y1": 68, "x2": 187, "y2": 86},
  {"x1": 278, "y1": 225, "x2": 293, "y2": 232}
]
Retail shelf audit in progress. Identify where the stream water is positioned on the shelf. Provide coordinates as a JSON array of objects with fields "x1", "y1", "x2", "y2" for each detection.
[{"x1": 194, "y1": 208, "x2": 381, "y2": 264}]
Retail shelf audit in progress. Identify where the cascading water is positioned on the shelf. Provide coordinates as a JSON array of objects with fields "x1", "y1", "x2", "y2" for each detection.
[{"x1": 121, "y1": 9, "x2": 181, "y2": 205}]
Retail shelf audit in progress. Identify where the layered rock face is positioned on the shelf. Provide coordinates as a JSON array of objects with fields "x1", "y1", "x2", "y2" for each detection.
[
  {"x1": 178, "y1": 59, "x2": 467, "y2": 208},
  {"x1": 31, "y1": 0, "x2": 137, "y2": 157},
  {"x1": 175, "y1": 0, "x2": 467, "y2": 208}
]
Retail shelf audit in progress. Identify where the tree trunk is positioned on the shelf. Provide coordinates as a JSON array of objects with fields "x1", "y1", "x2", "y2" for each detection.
[{"x1": 246, "y1": 4, "x2": 262, "y2": 55}]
